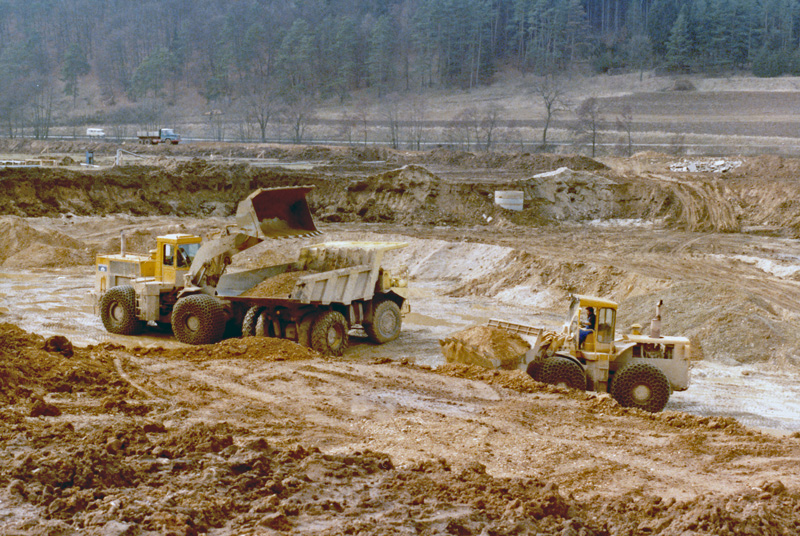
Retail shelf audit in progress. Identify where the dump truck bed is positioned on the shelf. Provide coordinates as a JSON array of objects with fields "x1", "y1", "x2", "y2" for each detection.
[
  {"x1": 219, "y1": 263, "x2": 380, "y2": 306},
  {"x1": 216, "y1": 240, "x2": 408, "y2": 307}
]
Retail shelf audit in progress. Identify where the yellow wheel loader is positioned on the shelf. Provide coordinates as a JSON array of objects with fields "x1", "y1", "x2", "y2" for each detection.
[
  {"x1": 441, "y1": 295, "x2": 690, "y2": 412},
  {"x1": 94, "y1": 187, "x2": 410, "y2": 354}
]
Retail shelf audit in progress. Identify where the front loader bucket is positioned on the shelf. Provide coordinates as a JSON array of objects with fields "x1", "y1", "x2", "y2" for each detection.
[{"x1": 236, "y1": 186, "x2": 318, "y2": 239}]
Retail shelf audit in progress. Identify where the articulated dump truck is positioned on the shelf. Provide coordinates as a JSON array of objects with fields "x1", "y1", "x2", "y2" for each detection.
[
  {"x1": 94, "y1": 187, "x2": 409, "y2": 355},
  {"x1": 440, "y1": 295, "x2": 690, "y2": 412}
]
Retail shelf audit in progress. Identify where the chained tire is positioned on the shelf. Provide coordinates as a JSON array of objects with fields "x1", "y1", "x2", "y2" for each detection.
[
  {"x1": 172, "y1": 294, "x2": 226, "y2": 345},
  {"x1": 99, "y1": 285, "x2": 145, "y2": 335},
  {"x1": 611, "y1": 363, "x2": 670, "y2": 413},
  {"x1": 254, "y1": 310, "x2": 273, "y2": 337},
  {"x1": 311, "y1": 310, "x2": 348, "y2": 356},
  {"x1": 540, "y1": 356, "x2": 586, "y2": 391},
  {"x1": 526, "y1": 359, "x2": 544, "y2": 382},
  {"x1": 296, "y1": 314, "x2": 315, "y2": 347},
  {"x1": 241, "y1": 306, "x2": 263, "y2": 337},
  {"x1": 364, "y1": 300, "x2": 402, "y2": 344}
]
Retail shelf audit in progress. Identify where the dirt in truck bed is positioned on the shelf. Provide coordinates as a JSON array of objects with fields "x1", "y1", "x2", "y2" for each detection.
[
  {"x1": 4, "y1": 141, "x2": 800, "y2": 533},
  {"x1": 240, "y1": 271, "x2": 317, "y2": 299}
]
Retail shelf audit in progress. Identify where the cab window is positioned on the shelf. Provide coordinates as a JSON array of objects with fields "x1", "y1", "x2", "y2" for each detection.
[
  {"x1": 177, "y1": 243, "x2": 200, "y2": 268},
  {"x1": 596, "y1": 307, "x2": 615, "y2": 343},
  {"x1": 163, "y1": 244, "x2": 175, "y2": 266}
]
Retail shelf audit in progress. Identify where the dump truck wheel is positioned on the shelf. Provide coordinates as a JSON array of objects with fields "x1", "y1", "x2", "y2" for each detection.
[
  {"x1": 255, "y1": 310, "x2": 274, "y2": 337},
  {"x1": 296, "y1": 314, "x2": 315, "y2": 347},
  {"x1": 99, "y1": 286, "x2": 145, "y2": 335},
  {"x1": 611, "y1": 363, "x2": 670, "y2": 413},
  {"x1": 311, "y1": 311, "x2": 348, "y2": 356},
  {"x1": 540, "y1": 357, "x2": 586, "y2": 391},
  {"x1": 364, "y1": 300, "x2": 402, "y2": 344},
  {"x1": 241, "y1": 306, "x2": 263, "y2": 337},
  {"x1": 172, "y1": 294, "x2": 225, "y2": 345}
]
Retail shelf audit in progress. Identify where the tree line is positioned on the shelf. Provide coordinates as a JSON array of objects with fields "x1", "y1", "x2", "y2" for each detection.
[{"x1": 1, "y1": 0, "x2": 798, "y2": 139}]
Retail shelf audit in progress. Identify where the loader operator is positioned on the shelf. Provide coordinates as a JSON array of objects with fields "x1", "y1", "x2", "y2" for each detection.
[{"x1": 579, "y1": 306, "x2": 596, "y2": 348}]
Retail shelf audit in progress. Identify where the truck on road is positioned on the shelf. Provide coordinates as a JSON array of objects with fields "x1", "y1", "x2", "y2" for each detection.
[{"x1": 137, "y1": 128, "x2": 181, "y2": 144}]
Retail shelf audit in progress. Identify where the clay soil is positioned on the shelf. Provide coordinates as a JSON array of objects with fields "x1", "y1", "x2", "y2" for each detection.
[{"x1": 4, "y1": 141, "x2": 800, "y2": 535}]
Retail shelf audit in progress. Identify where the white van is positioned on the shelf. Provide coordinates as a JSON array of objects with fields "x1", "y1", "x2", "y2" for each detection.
[{"x1": 86, "y1": 128, "x2": 105, "y2": 137}]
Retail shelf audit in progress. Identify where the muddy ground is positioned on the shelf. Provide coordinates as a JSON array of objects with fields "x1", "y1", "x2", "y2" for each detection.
[{"x1": 3, "y1": 141, "x2": 800, "y2": 534}]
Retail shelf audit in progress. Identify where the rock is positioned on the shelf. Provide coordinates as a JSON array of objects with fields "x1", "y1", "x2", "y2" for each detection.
[
  {"x1": 30, "y1": 397, "x2": 61, "y2": 417},
  {"x1": 44, "y1": 335, "x2": 74, "y2": 357},
  {"x1": 100, "y1": 520, "x2": 136, "y2": 536}
]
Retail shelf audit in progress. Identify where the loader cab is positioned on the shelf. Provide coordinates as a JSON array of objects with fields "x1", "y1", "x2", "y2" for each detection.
[
  {"x1": 155, "y1": 234, "x2": 202, "y2": 285},
  {"x1": 567, "y1": 294, "x2": 617, "y2": 355}
]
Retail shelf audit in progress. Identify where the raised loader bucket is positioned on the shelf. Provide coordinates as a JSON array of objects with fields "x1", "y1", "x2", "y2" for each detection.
[{"x1": 236, "y1": 186, "x2": 318, "y2": 239}]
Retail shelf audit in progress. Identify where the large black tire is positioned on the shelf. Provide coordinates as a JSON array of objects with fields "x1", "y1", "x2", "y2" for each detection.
[
  {"x1": 296, "y1": 314, "x2": 315, "y2": 347},
  {"x1": 241, "y1": 306, "x2": 263, "y2": 337},
  {"x1": 364, "y1": 300, "x2": 402, "y2": 344},
  {"x1": 99, "y1": 286, "x2": 145, "y2": 335},
  {"x1": 255, "y1": 310, "x2": 273, "y2": 337},
  {"x1": 311, "y1": 310, "x2": 349, "y2": 356},
  {"x1": 172, "y1": 294, "x2": 226, "y2": 345},
  {"x1": 526, "y1": 358, "x2": 543, "y2": 382},
  {"x1": 540, "y1": 356, "x2": 586, "y2": 391},
  {"x1": 611, "y1": 363, "x2": 670, "y2": 413}
]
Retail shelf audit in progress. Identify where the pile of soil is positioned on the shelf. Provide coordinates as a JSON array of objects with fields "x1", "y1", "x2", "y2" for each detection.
[
  {"x1": 3, "y1": 323, "x2": 800, "y2": 535},
  {"x1": 241, "y1": 271, "x2": 315, "y2": 298},
  {"x1": 0, "y1": 324, "x2": 128, "y2": 406},
  {"x1": 0, "y1": 216, "x2": 91, "y2": 267},
  {"x1": 440, "y1": 324, "x2": 531, "y2": 370},
  {"x1": 139, "y1": 336, "x2": 322, "y2": 362}
]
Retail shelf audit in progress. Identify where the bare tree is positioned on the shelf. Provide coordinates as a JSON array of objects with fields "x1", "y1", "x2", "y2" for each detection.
[
  {"x1": 206, "y1": 108, "x2": 225, "y2": 142},
  {"x1": 283, "y1": 92, "x2": 316, "y2": 144},
  {"x1": 615, "y1": 103, "x2": 634, "y2": 156},
  {"x1": 339, "y1": 112, "x2": 360, "y2": 146},
  {"x1": 454, "y1": 107, "x2": 479, "y2": 150},
  {"x1": 243, "y1": 80, "x2": 281, "y2": 142},
  {"x1": 531, "y1": 75, "x2": 569, "y2": 150},
  {"x1": 382, "y1": 93, "x2": 402, "y2": 149},
  {"x1": 480, "y1": 103, "x2": 505, "y2": 152},
  {"x1": 406, "y1": 94, "x2": 428, "y2": 150},
  {"x1": 575, "y1": 97, "x2": 603, "y2": 157},
  {"x1": 352, "y1": 96, "x2": 371, "y2": 147},
  {"x1": 30, "y1": 81, "x2": 56, "y2": 140}
]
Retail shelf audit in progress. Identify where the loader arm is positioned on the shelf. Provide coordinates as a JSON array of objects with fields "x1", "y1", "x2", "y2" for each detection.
[{"x1": 187, "y1": 186, "x2": 318, "y2": 291}]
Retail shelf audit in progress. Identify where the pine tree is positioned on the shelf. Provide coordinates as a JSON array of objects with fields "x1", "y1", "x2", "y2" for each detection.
[
  {"x1": 61, "y1": 43, "x2": 90, "y2": 101},
  {"x1": 666, "y1": 7, "x2": 692, "y2": 71}
]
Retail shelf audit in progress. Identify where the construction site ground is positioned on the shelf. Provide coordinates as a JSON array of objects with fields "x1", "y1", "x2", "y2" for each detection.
[{"x1": 2, "y1": 140, "x2": 800, "y2": 535}]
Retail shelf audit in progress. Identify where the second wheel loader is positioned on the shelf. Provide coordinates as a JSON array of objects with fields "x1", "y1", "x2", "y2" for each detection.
[{"x1": 440, "y1": 295, "x2": 690, "y2": 412}]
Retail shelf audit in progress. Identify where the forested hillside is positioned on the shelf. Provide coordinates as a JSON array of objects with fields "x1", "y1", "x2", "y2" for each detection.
[{"x1": 0, "y1": 0, "x2": 798, "y2": 139}]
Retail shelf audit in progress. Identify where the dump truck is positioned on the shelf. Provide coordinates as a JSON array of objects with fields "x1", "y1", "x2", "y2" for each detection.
[
  {"x1": 214, "y1": 241, "x2": 409, "y2": 355},
  {"x1": 94, "y1": 187, "x2": 409, "y2": 355},
  {"x1": 137, "y1": 128, "x2": 181, "y2": 144},
  {"x1": 440, "y1": 294, "x2": 690, "y2": 412}
]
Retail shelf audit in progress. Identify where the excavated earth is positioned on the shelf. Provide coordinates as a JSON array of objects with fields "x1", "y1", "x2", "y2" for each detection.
[{"x1": 3, "y1": 140, "x2": 800, "y2": 534}]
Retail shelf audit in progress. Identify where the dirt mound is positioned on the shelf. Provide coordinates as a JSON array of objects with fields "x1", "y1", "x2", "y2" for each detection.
[
  {"x1": 140, "y1": 336, "x2": 322, "y2": 362},
  {"x1": 440, "y1": 324, "x2": 530, "y2": 370},
  {"x1": 0, "y1": 324, "x2": 126, "y2": 405},
  {"x1": 416, "y1": 148, "x2": 608, "y2": 173},
  {"x1": 516, "y1": 167, "x2": 619, "y2": 222},
  {"x1": 0, "y1": 216, "x2": 89, "y2": 267}
]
